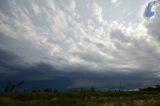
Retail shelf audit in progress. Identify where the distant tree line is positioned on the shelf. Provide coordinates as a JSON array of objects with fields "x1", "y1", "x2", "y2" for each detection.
[
  {"x1": 139, "y1": 85, "x2": 160, "y2": 91},
  {"x1": 3, "y1": 81, "x2": 58, "y2": 93},
  {"x1": 3, "y1": 81, "x2": 160, "y2": 93}
]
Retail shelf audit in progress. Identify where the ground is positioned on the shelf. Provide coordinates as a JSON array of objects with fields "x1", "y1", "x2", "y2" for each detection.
[{"x1": 0, "y1": 91, "x2": 160, "y2": 106}]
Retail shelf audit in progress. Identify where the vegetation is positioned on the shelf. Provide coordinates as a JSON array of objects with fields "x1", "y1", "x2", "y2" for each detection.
[
  {"x1": 1, "y1": 82, "x2": 160, "y2": 106},
  {"x1": 4, "y1": 81, "x2": 24, "y2": 93},
  {"x1": 1, "y1": 90, "x2": 160, "y2": 106}
]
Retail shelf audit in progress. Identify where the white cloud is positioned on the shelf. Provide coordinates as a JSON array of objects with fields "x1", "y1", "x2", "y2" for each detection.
[
  {"x1": 0, "y1": 0, "x2": 160, "y2": 74},
  {"x1": 0, "y1": 0, "x2": 62, "y2": 56},
  {"x1": 111, "y1": 0, "x2": 119, "y2": 4},
  {"x1": 68, "y1": 0, "x2": 76, "y2": 12},
  {"x1": 32, "y1": 3, "x2": 41, "y2": 15},
  {"x1": 91, "y1": 2, "x2": 103, "y2": 22}
]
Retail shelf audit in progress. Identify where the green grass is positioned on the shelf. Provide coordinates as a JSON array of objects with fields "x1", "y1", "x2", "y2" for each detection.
[{"x1": 0, "y1": 91, "x2": 160, "y2": 106}]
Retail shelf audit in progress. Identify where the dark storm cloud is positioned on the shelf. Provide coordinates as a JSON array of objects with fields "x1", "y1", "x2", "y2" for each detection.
[
  {"x1": 0, "y1": 0, "x2": 160, "y2": 91},
  {"x1": 0, "y1": 47, "x2": 21, "y2": 65},
  {"x1": 0, "y1": 46, "x2": 62, "y2": 79},
  {"x1": 0, "y1": 47, "x2": 73, "y2": 90},
  {"x1": 0, "y1": 47, "x2": 159, "y2": 91},
  {"x1": 0, "y1": 33, "x2": 51, "y2": 63},
  {"x1": 0, "y1": 47, "x2": 24, "y2": 74}
]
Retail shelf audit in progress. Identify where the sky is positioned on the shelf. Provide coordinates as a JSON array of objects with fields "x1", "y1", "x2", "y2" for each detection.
[{"x1": 0, "y1": 0, "x2": 160, "y2": 91}]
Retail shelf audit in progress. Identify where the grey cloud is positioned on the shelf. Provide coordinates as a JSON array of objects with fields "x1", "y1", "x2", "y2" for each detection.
[
  {"x1": 0, "y1": 48, "x2": 21, "y2": 65},
  {"x1": 79, "y1": 51, "x2": 106, "y2": 63},
  {"x1": 0, "y1": 45, "x2": 159, "y2": 90},
  {"x1": 1, "y1": 58, "x2": 160, "y2": 90},
  {"x1": 0, "y1": 46, "x2": 25, "y2": 75},
  {"x1": 0, "y1": 33, "x2": 51, "y2": 63},
  {"x1": 110, "y1": 29, "x2": 128, "y2": 42},
  {"x1": 0, "y1": 0, "x2": 160, "y2": 90}
]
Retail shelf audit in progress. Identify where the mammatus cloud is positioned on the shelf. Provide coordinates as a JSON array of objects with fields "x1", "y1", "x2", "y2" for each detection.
[{"x1": 0, "y1": 0, "x2": 160, "y2": 89}]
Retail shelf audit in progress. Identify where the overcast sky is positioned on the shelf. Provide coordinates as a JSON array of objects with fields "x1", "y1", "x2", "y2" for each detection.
[{"x1": 0, "y1": 0, "x2": 160, "y2": 90}]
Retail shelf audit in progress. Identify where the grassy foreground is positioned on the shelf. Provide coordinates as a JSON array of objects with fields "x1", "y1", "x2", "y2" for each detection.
[{"x1": 0, "y1": 91, "x2": 160, "y2": 106}]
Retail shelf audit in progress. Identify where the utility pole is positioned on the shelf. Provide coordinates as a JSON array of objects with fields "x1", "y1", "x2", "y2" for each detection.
[{"x1": 119, "y1": 81, "x2": 122, "y2": 91}]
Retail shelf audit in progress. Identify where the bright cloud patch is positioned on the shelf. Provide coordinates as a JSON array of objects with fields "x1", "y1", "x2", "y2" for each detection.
[{"x1": 111, "y1": 0, "x2": 119, "y2": 4}]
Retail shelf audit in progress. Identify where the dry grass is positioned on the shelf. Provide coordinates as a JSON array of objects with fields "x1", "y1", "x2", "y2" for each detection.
[{"x1": 0, "y1": 91, "x2": 160, "y2": 106}]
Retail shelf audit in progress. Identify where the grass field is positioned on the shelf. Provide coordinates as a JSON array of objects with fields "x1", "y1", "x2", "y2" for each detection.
[{"x1": 0, "y1": 91, "x2": 160, "y2": 106}]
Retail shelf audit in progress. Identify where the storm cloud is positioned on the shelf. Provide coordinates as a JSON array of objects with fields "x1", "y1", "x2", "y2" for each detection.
[{"x1": 0, "y1": 0, "x2": 160, "y2": 90}]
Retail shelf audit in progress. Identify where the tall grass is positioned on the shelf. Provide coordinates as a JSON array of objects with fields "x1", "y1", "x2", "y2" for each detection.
[{"x1": 0, "y1": 91, "x2": 160, "y2": 106}]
